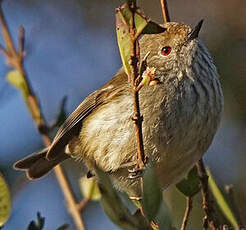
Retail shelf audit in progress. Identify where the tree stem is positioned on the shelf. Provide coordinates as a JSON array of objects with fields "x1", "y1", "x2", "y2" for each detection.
[
  {"x1": 196, "y1": 159, "x2": 221, "y2": 230},
  {"x1": 181, "y1": 197, "x2": 193, "y2": 230},
  {"x1": 128, "y1": 0, "x2": 145, "y2": 170},
  {"x1": 160, "y1": 0, "x2": 170, "y2": 23}
]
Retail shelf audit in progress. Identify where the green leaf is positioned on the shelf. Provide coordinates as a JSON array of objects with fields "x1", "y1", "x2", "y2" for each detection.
[
  {"x1": 176, "y1": 166, "x2": 201, "y2": 197},
  {"x1": 142, "y1": 160, "x2": 173, "y2": 230},
  {"x1": 115, "y1": 4, "x2": 165, "y2": 77},
  {"x1": 6, "y1": 70, "x2": 43, "y2": 126},
  {"x1": 142, "y1": 21, "x2": 166, "y2": 35},
  {"x1": 115, "y1": 6, "x2": 134, "y2": 76},
  {"x1": 96, "y1": 169, "x2": 151, "y2": 230},
  {"x1": 79, "y1": 176, "x2": 101, "y2": 201},
  {"x1": 154, "y1": 201, "x2": 173, "y2": 230},
  {"x1": 6, "y1": 70, "x2": 29, "y2": 95},
  {"x1": 207, "y1": 168, "x2": 239, "y2": 230},
  {"x1": 142, "y1": 160, "x2": 162, "y2": 221},
  {"x1": 0, "y1": 172, "x2": 11, "y2": 227},
  {"x1": 6, "y1": 70, "x2": 30, "y2": 115}
]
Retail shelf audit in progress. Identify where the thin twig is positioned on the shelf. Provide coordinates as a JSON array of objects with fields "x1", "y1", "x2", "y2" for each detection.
[
  {"x1": 18, "y1": 26, "x2": 25, "y2": 57},
  {"x1": 77, "y1": 198, "x2": 90, "y2": 212},
  {"x1": 54, "y1": 165, "x2": 85, "y2": 230},
  {"x1": 0, "y1": 3, "x2": 85, "y2": 230},
  {"x1": 181, "y1": 197, "x2": 193, "y2": 230},
  {"x1": 196, "y1": 159, "x2": 221, "y2": 230},
  {"x1": 160, "y1": 0, "x2": 170, "y2": 23},
  {"x1": 128, "y1": 0, "x2": 145, "y2": 171},
  {"x1": 0, "y1": 43, "x2": 7, "y2": 57}
]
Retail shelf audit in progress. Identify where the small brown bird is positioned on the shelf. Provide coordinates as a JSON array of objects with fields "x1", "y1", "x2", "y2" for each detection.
[{"x1": 14, "y1": 21, "x2": 223, "y2": 197}]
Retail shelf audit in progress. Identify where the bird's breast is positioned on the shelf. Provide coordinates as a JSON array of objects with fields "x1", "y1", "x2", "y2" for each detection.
[{"x1": 69, "y1": 76, "x2": 222, "y2": 192}]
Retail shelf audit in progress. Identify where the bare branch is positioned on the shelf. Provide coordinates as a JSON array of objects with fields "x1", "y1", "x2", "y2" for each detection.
[
  {"x1": 181, "y1": 197, "x2": 193, "y2": 230},
  {"x1": 0, "y1": 43, "x2": 8, "y2": 57},
  {"x1": 160, "y1": 0, "x2": 170, "y2": 23},
  {"x1": 0, "y1": 2, "x2": 17, "y2": 56},
  {"x1": 128, "y1": 1, "x2": 146, "y2": 170},
  {"x1": 77, "y1": 198, "x2": 90, "y2": 212},
  {"x1": 196, "y1": 159, "x2": 221, "y2": 230},
  {"x1": 18, "y1": 26, "x2": 25, "y2": 58}
]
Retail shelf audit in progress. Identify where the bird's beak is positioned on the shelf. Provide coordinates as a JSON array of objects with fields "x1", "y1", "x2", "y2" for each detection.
[{"x1": 188, "y1": 19, "x2": 204, "y2": 41}]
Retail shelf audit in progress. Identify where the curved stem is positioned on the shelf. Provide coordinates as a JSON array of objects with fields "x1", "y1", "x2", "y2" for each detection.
[{"x1": 181, "y1": 197, "x2": 193, "y2": 230}]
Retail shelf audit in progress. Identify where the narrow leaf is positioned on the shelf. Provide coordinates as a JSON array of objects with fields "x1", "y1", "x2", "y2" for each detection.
[
  {"x1": 207, "y1": 168, "x2": 239, "y2": 230},
  {"x1": 176, "y1": 166, "x2": 201, "y2": 197},
  {"x1": 142, "y1": 160, "x2": 162, "y2": 221},
  {"x1": 115, "y1": 5, "x2": 135, "y2": 76},
  {"x1": 154, "y1": 201, "x2": 173, "y2": 230},
  {"x1": 0, "y1": 172, "x2": 11, "y2": 227},
  {"x1": 96, "y1": 169, "x2": 150, "y2": 230},
  {"x1": 142, "y1": 21, "x2": 166, "y2": 34},
  {"x1": 142, "y1": 160, "x2": 173, "y2": 230},
  {"x1": 115, "y1": 4, "x2": 165, "y2": 77}
]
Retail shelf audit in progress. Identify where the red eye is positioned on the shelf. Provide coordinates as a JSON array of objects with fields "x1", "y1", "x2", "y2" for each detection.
[{"x1": 161, "y1": 46, "x2": 171, "y2": 56}]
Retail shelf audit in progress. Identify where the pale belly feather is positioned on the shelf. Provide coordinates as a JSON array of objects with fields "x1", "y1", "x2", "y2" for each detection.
[{"x1": 69, "y1": 79, "x2": 221, "y2": 196}]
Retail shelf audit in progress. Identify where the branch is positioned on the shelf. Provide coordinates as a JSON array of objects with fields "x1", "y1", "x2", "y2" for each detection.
[
  {"x1": 128, "y1": 0, "x2": 146, "y2": 170},
  {"x1": 180, "y1": 197, "x2": 193, "y2": 230},
  {"x1": 160, "y1": 0, "x2": 170, "y2": 23},
  {"x1": 196, "y1": 159, "x2": 221, "y2": 230},
  {"x1": 77, "y1": 198, "x2": 90, "y2": 212},
  {"x1": 0, "y1": 2, "x2": 85, "y2": 230},
  {"x1": 18, "y1": 26, "x2": 25, "y2": 58}
]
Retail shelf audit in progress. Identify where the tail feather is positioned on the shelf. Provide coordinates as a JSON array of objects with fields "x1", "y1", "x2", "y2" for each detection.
[{"x1": 14, "y1": 148, "x2": 70, "y2": 179}]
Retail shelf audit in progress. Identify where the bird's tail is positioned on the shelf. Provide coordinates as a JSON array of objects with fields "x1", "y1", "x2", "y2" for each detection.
[{"x1": 13, "y1": 147, "x2": 69, "y2": 179}]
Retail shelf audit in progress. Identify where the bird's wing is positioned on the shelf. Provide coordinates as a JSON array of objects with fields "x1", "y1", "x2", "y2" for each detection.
[{"x1": 47, "y1": 68, "x2": 128, "y2": 160}]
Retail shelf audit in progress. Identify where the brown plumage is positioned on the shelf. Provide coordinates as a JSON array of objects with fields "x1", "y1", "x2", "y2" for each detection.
[{"x1": 14, "y1": 21, "x2": 223, "y2": 196}]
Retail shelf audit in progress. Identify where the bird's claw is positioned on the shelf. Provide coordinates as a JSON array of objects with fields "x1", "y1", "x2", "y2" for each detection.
[
  {"x1": 128, "y1": 167, "x2": 144, "y2": 179},
  {"x1": 128, "y1": 156, "x2": 149, "y2": 179}
]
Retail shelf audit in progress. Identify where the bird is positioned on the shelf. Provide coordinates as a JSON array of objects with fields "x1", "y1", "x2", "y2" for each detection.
[{"x1": 14, "y1": 20, "x2": 223, "y2": 197}]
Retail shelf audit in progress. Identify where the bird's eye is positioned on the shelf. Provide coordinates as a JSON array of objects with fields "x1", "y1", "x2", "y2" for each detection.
[{"x1": 161, "y1": 46, "x2": 172, "y2": 56}]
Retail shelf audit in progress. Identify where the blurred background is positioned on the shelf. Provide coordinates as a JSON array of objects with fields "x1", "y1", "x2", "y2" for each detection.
[{"x1": 0, "y1": 0, "x2": 245, "y2": 229}]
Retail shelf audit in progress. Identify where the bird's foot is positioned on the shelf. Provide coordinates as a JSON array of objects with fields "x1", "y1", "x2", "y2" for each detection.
[
  {"x1": 128, "y1": 167, "x2": 145, "y2": 179},
  {"x1": 128, "y1": 156, "x2": 149, "y2": 179}
]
